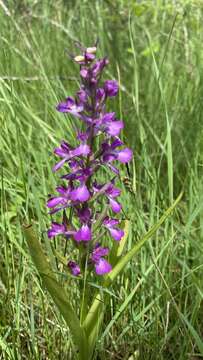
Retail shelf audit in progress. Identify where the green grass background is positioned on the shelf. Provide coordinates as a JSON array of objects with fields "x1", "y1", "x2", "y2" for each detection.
[{"x1": 0, "y1": 1, "x2": 203, "y2": 359}]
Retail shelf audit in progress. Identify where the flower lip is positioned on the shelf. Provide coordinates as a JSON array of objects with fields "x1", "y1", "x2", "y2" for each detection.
[
  {"x1": 70, "y1": 184, "x2": 90, "y2": 202},
  {"x1": 74, "y1": 224, "x2": 92, "y2": 242}
]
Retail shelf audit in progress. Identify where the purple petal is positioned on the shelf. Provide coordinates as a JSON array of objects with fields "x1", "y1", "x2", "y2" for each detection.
[
  {"x1": 103, "y1": 217, "x2": 119, "y2": 228},
  {"x1": 56, "y1": 186, "x2": 70, "y2": 195},
  {"x1": 104, "y1": 80, "x2": 119, "y2": 97},
  {"x1": 109, "y1": 198, "x2": 122, "y2": 213},
  {"x1": 74, "y1": 224, "x2": 92, "y2": 242},
  {"x1": 106, "y1": 121, "x2": 124, "y2": 136},
  {"x1": 96, "y1": 88, "x2": 105, "y2": 101},
  {"x1": 77, "y1": 89, "x2": 88, "y2": 103},
  {"x1": 47, "y1": 197, "x2": 65, "y2": 208},
  {"x1": 72, "y1": 144, "x2": 90, "y2": 157},
  {"x1": 68, "y1": 261, "x2": 81, "y2": 276},
  {"x1": 95, "y1": 258, "x2": 112, "y2": 275},
  {"x1": 108, "y1": 227, "x2": 124, "y2": 241},
  {"x1": 54, "y1": 142, "x2": 71, "y2": 157},
  {"x1": 77, "y1": 208, "x2": 91, "y2": 223},
  {"x1": 80, "y1": 68, "x2": 89, "y2": 79},
  {"x1": 56, "y1": 97, "x2": 74, "y2": 112},
  {"x1": 106, "y1": 185, "x2": 121, "y2": 198},
  {"x1": 103, "y1": 153, "x2": 117, "y2": 163},
  {"x1": 117, "y1": 148, "x2": 133, "y2": 163},
  {"x1": 77, "y1": 131, "x2": 89, "y2": 142},
  {"x1": 102, "y1": 112, "x2": 116, "y2": 123},
  {"x1": 92, "y1": 246, "x2": 109, "y2": 262},
  {"x1": 91, "y1": 59, "x2": 108, "y2": 77},
  {"x1": 70, "y1": 184, "x2": 90, "y2": 202},
  {"x1": 47, "y1": 222, "x2": 66, "y2": 238},
  {"x1": 52, "y1": 158, "x2": 67, "y2": 172},
  {"x1": 111, "y1": 138, "x2": 123, "y2": 149}
]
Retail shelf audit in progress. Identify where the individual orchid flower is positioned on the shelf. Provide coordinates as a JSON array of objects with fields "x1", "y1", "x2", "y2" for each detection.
[{"x1": 91, "y1": 244, "x2": 112, "y2": 275}]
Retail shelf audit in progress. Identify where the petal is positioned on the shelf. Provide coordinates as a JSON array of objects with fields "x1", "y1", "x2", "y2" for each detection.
[
  {"x1": 102, "y1": 112, "x2": 116, "y2": 123},
  {"x1": 106, "y1": 121, "x2": 124, "y2": 136},
  {"x1": 108, "y1": 227, "x2": 124, "y2": 241},
  {"x1": 77, "y1": 89, "x2": 88, "y2": 103},
  {"x1": 47, "y1": 197, "x2": 65, "y2": 208},
  {"x1": 80, "y1": 68, "x2": 89, "y2": 78},
  {"x1": 68, "y1": 261, "x2": 81, "y2": 276},
  {"x1": 70, "y1": 184, "x2": 90, "y2": 202},
  {"x1": 95, "y1": 258, "x2": 112, "y2": 275},
  {"x1": 71, "y1": 144, "x2": 90, "y2": 157},
  {"x1": 77, "y1": 208, "x2": 91, "y2": 223},
  {"x1": 103, "y1": 153, "x2": 117, "y2": 163},
  {"x1": 96, "y1": 88, "x2": 105, "y2": 101},
  {"x1": 52, "y1": 158, "x2": 67, "y2": 172},
  {"x1": 106, "y1": 185, "x2": 121, "y2": 198},
  {"x1": 117, "y1": 148, "x2": 133, "y2": 163},
  {"x1": 54, "y1": 142, "x2": 71, "y2": 157},
  {"x1": 109, "y1": 198, "x2": 122, "y2": 213},
  {"x1": 111, "y1": 138, "x2": 123, "y2": 149},
  {"x1": 47, "y1": 222, "x2": 66, "y2": 238},
  {"x1": 92, "y1": 246, "x2": 109, "y2": 262},
  {"x1": 103, "y1": 217, "x2": 119, "y2": 228},
  {"x1": 56, "y1": 186, "x2": 70, "y2": 195},
  {"x1": 74, "y1": 224, "x2": 92, "y2": 242},
  {"x1": 104, "y1": 80, "x2": 119, "y2": 97}
]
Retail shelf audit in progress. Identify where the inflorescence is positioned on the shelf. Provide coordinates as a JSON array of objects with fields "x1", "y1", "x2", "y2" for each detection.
[{"x1": 47, "y1": 42, "x2": 132, "y2": 276}]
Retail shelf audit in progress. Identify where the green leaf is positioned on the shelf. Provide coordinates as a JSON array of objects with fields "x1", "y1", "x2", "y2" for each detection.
[{"x1": 23, "y1": 225, "x2": 88, "y2": 360}]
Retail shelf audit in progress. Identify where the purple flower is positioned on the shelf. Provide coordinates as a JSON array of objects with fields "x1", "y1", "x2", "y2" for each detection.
[
  {"x1": 91, "y1": 244, "x2": 112, "y2": 275},
  {"x1": 47, "y1": 186, "x2": 72, "y2": 213},
  {"x1": 68, "y1": 261, "x2": 81, "y2": 276},
  {"x1": 47, "y1": 222, "x2": 67, "y2": 238},
  {"x1": 104, "y1": 80, "x2": 119, "y2": 97},
  {"x1": 47, "y1": 222, "x2": 74, "y2": 238},
  {"x1": 70, "y1": 184, "x2": 90, "y2": 202},
  {"x1": 93, "y1": 181, "x2": 122, "y2": 213},
  {"x1": 53, "y1": 141, "x2": 90, "y2": 172},
  {"x1": 74, "y1": 224, "x2": 92, "y2": 242},
  {"x1": 57, "y1": 97, "x2": 83, "y2": 116},
  {"x1": 102, "y1": 139, "x2": 133, "y2": 165},
  {"x1": 103, "y1": 217, "x2": 124, "y2": 241}
]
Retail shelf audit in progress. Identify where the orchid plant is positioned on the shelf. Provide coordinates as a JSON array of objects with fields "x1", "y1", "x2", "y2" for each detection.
[{"x1": 24, "y1": 41, "x2": 182, "y2": 360}]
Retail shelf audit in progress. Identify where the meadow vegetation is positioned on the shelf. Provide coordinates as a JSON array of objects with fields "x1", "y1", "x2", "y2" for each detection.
[{"x1": 0, "y1": 1, "x2": 203, "y2": 359}]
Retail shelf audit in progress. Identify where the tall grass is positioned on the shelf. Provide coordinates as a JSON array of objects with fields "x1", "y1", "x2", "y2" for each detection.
[{"x1": 0, "y1": 1, "x2": 203, "y2": 359}]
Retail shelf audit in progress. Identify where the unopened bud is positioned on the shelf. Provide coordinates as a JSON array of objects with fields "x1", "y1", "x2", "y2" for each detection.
[
  {"x1": 74, "y1": 55, "x2": 85, "y2": 63},
  {"x1": 86, "y1": 47, "x2": 97, "y2": 54}
]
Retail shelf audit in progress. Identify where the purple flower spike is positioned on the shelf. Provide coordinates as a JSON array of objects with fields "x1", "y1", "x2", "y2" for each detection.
[
  {"x1": 47, "y1": 42, "x2": 132, "y2": 276},
  {"x1": 74, "y1": 224, "x2": 92, "y2": 242},
  {"x1": 68, "y1": 261, "x2": 81, "y2": 276},
  {"x1": 104, "y1": 80, "x2": 119, "y2": 97}
]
